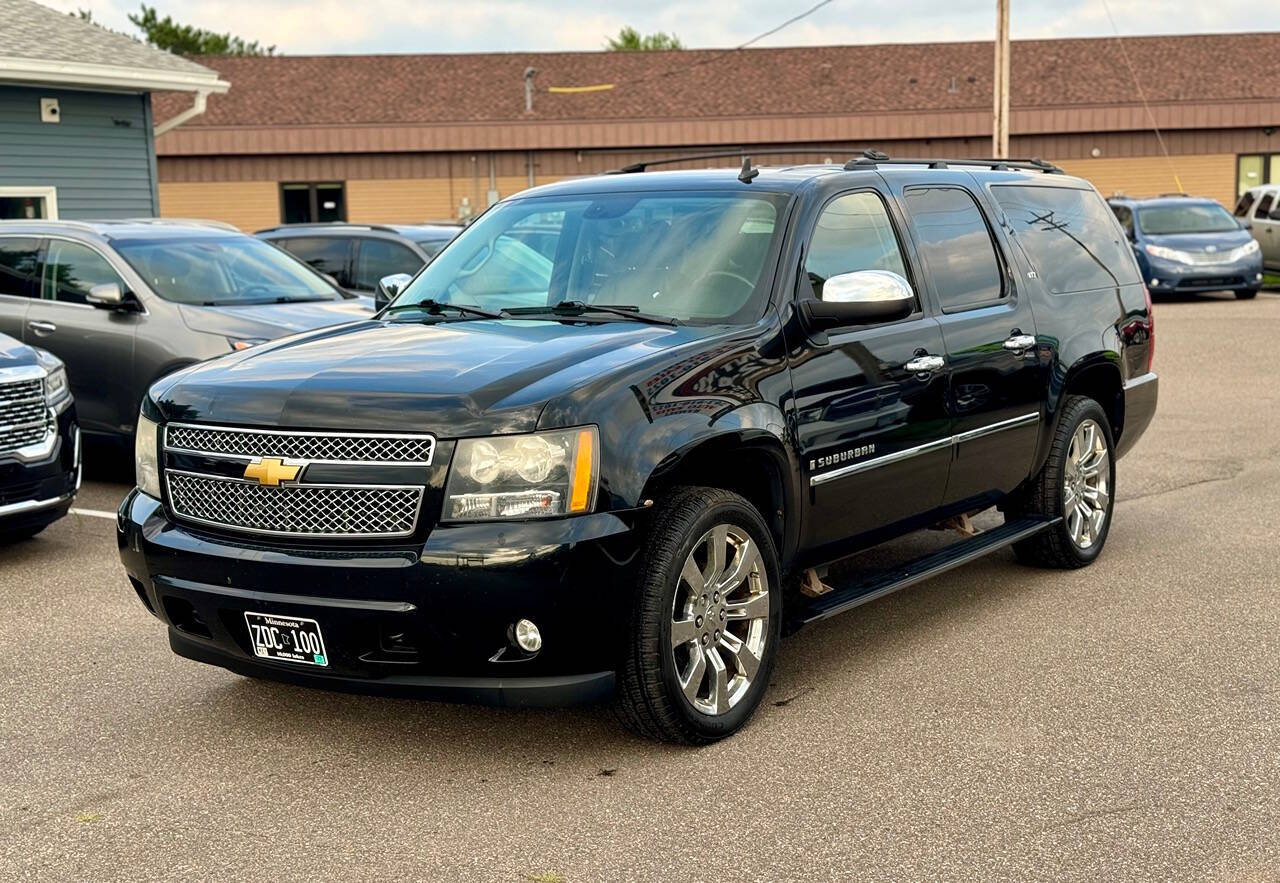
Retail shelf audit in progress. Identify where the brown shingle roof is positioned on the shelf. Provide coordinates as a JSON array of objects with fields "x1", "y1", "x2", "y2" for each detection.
[{"x1": 153, "y1": 32, "x2": 1280, "y2": 129}]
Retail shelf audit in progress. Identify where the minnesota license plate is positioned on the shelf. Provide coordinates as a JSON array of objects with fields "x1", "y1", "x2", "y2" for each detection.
[{"x1": 243, "y1": 611, "x2": 328, "y2": 666}]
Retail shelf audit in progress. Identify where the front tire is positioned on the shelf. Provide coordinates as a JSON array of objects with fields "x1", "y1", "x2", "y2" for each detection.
[
  {"x1": 615, "y1": 487, "x2": 781, "y2": 744},
  {"x1": 1008, "y1": 396, "x2": 1116, "y2": 568}
]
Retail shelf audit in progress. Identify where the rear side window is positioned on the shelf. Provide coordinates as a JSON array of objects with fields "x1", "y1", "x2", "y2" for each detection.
[
  {"x1": 902, "y1": 186, "x2": 1004, "y2": 312},
  {"x1": 352, "y1": 238, "x2": 422, "y2": 291},
  {"x1": 1256, "y1": 192, "x2": 1276, "y2": 220},
  {"x1": 0, "y1": 237, "x2": 39, "y2": 299},
  {"x1": 42, "y1": 240, "x2": 122, "y2": 305},
  {"x1": 283, "y1": 237, "x2": 351, "y2": 287},
  {"x1": 804, "y1": 191, "x2": 910, "y2": 302},
  {"x1": 992, "y1": 185, "x2": 1141, "y2": 294}
]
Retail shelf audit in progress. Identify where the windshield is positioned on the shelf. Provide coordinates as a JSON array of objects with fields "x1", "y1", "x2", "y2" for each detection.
[
  {"x1": 113, "y1": 235, "x2": 341, "y2": 306},
  {"x1": 1137, "y1": 203, "x2": 1239, "y2": 236},
  {"x1": 393, "y1": 191, "x2": 790, "y2": 323}
]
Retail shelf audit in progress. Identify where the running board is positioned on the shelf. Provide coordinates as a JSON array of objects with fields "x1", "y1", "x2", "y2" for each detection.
[{"x1": 795, "y1": 517, "x2": 1060, "y2": 627}]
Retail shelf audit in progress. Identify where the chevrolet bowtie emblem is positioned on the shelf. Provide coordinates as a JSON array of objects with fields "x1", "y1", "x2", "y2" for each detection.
[{"x1": 243, "y1": 457, "x2": 303, "y2": 486}]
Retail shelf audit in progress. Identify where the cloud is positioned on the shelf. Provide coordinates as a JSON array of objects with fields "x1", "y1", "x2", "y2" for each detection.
[{"x1": 41, "y1": 0, "x2": 1280, "y2": 54}]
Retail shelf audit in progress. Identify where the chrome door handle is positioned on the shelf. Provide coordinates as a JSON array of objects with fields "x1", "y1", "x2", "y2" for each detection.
[
  {"x1": 904, "y1": 354, "x2": 945, "y2": 373},
  {"x1": 1003, "y1": 334, "x2": 1036, "y2": 351},
  {"x1": 27, "y1": 320, "x2": 57, "y2": 335}
]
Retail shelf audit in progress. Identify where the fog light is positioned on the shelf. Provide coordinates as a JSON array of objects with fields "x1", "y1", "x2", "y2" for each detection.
[
  {"x1": 1256, "y1": 273, "x2": 1264, "y2": 282},
  {"x1": 514, "y1": 619, "x2": 542, "y2": 652},
  {"x1": 1149, "y1": 279, "x2": 1160, "y2": 287}
]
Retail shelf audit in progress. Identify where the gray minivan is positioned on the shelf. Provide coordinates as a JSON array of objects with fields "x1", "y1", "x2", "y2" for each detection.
[{"x1": 0, "y1": 220, "x2": 371, "y2": 442}]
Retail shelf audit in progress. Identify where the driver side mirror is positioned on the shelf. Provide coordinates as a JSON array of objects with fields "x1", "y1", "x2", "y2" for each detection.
[
  {"x1": 800, "y1": 270, "x2": 915, "y2": 331},
  {"x1": 376, "y1": 273, "x2": 413, "y2": 311},
  {"x1": 86, "y1": 282, "x2": 131, "y2": 311}
]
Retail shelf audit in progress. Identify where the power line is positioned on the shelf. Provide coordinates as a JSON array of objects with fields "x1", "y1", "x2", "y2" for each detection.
[
  {"x1": 543, "y1": 0, "x2": 838, "y2": 94},
  {"x1": 1098, "y1": 0, "x2": 1185, "y2": 193}
]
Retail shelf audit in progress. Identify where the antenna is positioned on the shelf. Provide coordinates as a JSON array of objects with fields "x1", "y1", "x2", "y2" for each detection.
[{"x1": 738, "y1": 156, "x2": 759, "y2": 183}]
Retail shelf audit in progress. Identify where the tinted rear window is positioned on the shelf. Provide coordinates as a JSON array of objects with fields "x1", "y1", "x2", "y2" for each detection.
[{"x1": 992, "y1": 185, "x2": 1140, "y2": 293}]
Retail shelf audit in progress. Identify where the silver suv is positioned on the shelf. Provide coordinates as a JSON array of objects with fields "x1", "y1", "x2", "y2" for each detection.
[
  {"x1": 1235, "y1": 185, "x2": 1280, "y2": 272},
  {"x1": 0, "y1": 220, "x2": 371, "y2": 442}
]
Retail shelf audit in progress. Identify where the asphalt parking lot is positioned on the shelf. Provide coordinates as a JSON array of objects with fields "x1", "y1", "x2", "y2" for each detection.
[{"x1": 2, "y1": 292, "x2": 1278, "y2": 881}]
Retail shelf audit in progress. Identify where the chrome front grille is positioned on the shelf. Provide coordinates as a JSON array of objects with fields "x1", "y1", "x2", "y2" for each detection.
[
  {"x1": 166, "y1": 471, "x2": 424, "y2": 538},
  {"x1": 165, "y1": 423, "x2": 435, "y2": 464},
  {"x1": 162, "y1": 423, "x2": 435, "y2": 539},
  {"x1": 0, "y1": 378, "x2": 48, "y2": 455}
]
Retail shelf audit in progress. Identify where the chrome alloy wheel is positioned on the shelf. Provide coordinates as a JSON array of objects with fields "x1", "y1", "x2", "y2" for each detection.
[
  {"x1": 670, "y1": 525, "x2": 770, "y2": 716},
  {"x1": 1063, "y1": 418, "x2": 1110, "y2": 549}
]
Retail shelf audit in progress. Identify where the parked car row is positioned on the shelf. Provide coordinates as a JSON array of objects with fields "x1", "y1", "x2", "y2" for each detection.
[{"x1": 1108, "y1": 194, "x2": 1265, "y2": 299}]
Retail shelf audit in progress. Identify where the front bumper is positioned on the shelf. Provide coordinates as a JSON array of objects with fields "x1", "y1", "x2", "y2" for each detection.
[
  {"x1": 117, "y1": 490, "x2": 636, "y2": 706},
  {"x1": 1143, "y1": 255, "x2": 1264, "y2": 293},
  {"x1": 0, "y1": 406, "x2": 79, "y2": 533}
]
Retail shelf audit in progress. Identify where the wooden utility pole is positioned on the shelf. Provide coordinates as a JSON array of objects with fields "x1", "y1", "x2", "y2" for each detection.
[{"x1": 993, "y1": 0, "x2": 1011, "y2": 158}]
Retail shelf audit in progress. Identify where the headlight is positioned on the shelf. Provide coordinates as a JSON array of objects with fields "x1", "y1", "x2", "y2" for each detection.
[
  {"x1": 1236, "y1": 239, "x2": 1261, "y2": 258},
  {"x1": 135, "y1": 413, "x2": 161, "y2": 498},
  {"x1": 1144, "y1": 243, "x2": 1186, "y2": 262},
  {"x1": 444, "y1": 426, "x2": 598, "y2": 521},
  {"x1": 33, "y1": 348, "x2": 70, "y2": 408}
]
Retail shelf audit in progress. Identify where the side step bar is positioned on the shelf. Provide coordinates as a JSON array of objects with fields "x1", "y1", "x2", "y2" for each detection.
[{"x1": 794, "y1": 516, "x2": 1060, "y2": 628}]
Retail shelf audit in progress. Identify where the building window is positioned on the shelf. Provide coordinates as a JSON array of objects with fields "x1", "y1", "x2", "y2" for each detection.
[
  {"x1": 0, "y1": 186, "x2": 58, "y2": 220},
  {"x1": 1237, "y1": 154, "x2": 1280, "y2": 196},
  {"x1": 280, "y1": 182, "x2": 346, "y2": 224}
]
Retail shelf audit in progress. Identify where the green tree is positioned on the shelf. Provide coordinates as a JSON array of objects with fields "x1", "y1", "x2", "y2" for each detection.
[
  {"x1": 605, "y1": 26, "x2": 683, "y2": 51},
  {"x1": 126, "y1": 4, "x2": 276, "y2": 56}
]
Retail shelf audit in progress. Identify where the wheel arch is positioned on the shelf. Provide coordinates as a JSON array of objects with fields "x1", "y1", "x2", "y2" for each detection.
[
  {"x1": 1039, "y1": 356, "x2": 1124, "y2": 472},
  {"x1": 639, "y1": 429, "x2": 802, "y2": 571}
]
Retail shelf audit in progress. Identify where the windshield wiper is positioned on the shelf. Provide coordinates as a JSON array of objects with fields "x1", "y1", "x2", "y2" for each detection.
[
  {"x1": 505, "y1": 301, "x2": 679, "y2": 326},
  {"x1": 382, "y1": 299, "x2": 504, "y2": 320}
]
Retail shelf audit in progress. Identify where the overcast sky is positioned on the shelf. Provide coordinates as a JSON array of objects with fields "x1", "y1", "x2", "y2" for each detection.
[{"x1": 43, "y1": 0, "x2": 1280, "y2": 54}]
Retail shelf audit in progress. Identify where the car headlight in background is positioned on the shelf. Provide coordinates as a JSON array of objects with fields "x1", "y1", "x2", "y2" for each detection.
[
  {"x1": 1145, "y1": 240, "x2": 1260, "y2": 263},
  {"x1": 1144, "y1": 243, "x2": 1187, "y2": 262},
  {"x1": 135, "y1": 413, "x2": 161, "y2": 498},
  {"x1": 33, "y1": 347, "x2": 70, "y2": 409},
  {"x1": 444, "y1": 426, "x2": 598, "y2": 521}
]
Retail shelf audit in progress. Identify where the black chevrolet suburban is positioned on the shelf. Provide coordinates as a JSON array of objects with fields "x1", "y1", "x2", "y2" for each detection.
[{"x1": 117, "y1": 154, "x2": 1157, "y2": 744}]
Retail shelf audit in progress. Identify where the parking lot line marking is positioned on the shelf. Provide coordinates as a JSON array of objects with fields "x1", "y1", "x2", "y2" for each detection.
[{"x1": 70, "y1": 508, "x2": 117, "y2": 520}]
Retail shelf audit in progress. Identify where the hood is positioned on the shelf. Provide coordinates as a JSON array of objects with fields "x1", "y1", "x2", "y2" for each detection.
[
  {"x1": 1142, "y1": 228, "x2": 1253, "y2": 250},
  {"x1": 0, "y1": 332, "x2": 38, "y2": 368},
  {"x1": 178, "y1": 298, "x2": 373, "y2": 339},
  {"x1": 151, "y1": 318, "x2": 726, "y2": 437}
]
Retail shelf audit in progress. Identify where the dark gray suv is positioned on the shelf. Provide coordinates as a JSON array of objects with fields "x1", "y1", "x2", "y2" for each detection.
[
  {"x1": 256, "y1": 223, "x2": 461, "y2": 296},
  {"x1": 0, "y1": 220, "x2": 372, "y2": 442}
]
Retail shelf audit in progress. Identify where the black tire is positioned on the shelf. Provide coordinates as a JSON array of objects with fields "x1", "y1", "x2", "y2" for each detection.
[
  {"x1": 614, "y1": 487, "x2": 782, "y2": 745},
  {"x1": 1008, "y1": 396, "x2": 1116, "y2": 569},
  {"x1": 1235, "y1": 288, "x2": 1259, "y2": 300}
]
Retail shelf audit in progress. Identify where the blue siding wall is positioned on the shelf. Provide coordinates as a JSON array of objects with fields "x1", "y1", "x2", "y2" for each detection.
[{"x1": 0, "y1": 85, "x2": 158, "y2": 218}]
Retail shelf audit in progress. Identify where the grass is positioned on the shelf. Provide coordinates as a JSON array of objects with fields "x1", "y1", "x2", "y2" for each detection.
[{"x1": 1264, "y1": 273, "x2": 1280, "y2": 290}]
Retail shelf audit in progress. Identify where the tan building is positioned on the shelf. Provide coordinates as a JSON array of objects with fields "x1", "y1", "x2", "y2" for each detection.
[{"x1": 153, "y1": 33, "x2": 1280, "y2": 232}]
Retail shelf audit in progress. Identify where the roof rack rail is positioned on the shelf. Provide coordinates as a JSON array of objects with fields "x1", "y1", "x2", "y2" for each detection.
[
  {"x1": 0, "y1": 218, "x2": 104, "y2": 233},
  {"x1": 117, "y1": 217, "x2": 241, "y2": 232},
  {"x1": 843, "y1": 151, "x2": 1064, "y2": 174},
  {"x1": 253, "y1": 221, "x2": 404, "y2": 235},
  {"x1": 608, "y1": 148, "x2": 863, "y2": 174},
  {"x1": 605, "y1": 148, "x2": 1066, "y2": 176}
]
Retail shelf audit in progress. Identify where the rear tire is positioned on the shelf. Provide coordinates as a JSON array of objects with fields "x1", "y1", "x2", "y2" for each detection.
[
  {"x1": 614, "y1": 487, "x2": 781, "y2": 744},
  {"x1": 1008, "y1": 396, "x2": 1116, "y2": 569},
  {"x1": 1235, "y1": 288, "x2": 1259, "y2": 300}
]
